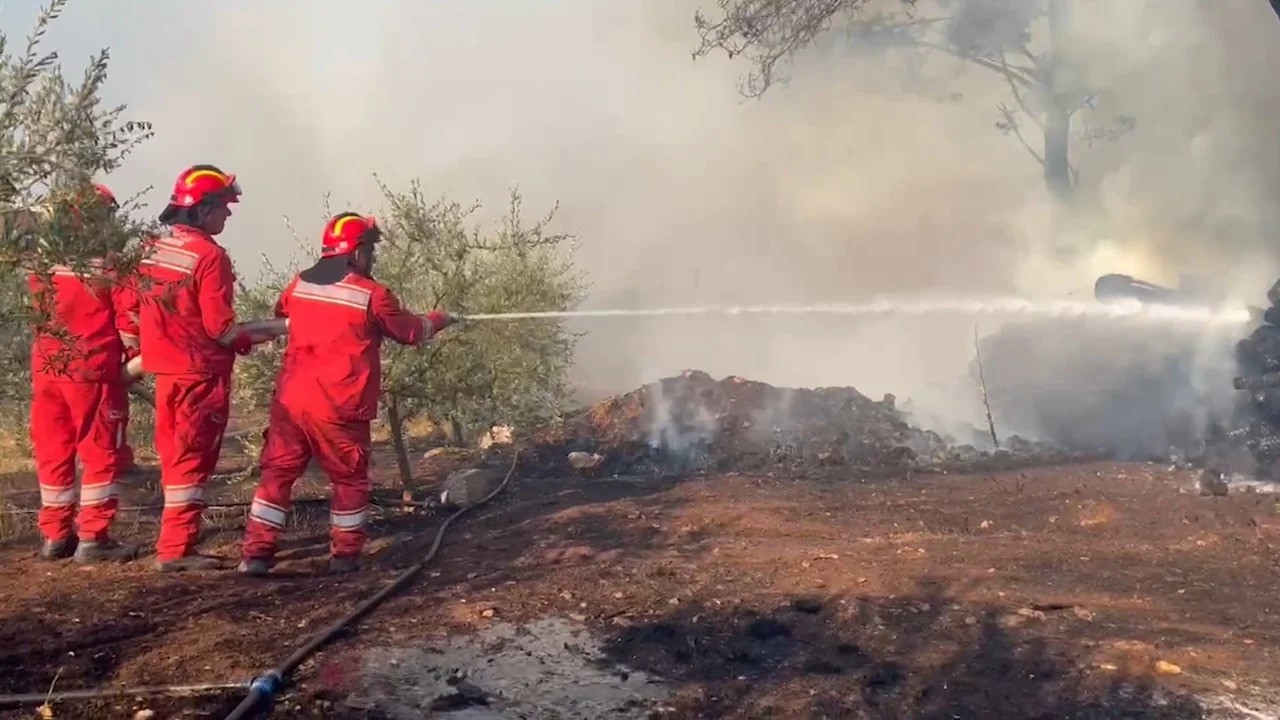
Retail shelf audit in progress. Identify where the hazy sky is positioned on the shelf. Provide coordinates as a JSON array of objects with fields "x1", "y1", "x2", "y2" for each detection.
[{"x1": 7, "y1": 0, "x2": 1280, "y2": 435}]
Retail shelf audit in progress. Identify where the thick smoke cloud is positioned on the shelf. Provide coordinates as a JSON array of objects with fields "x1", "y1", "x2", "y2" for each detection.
[{"x1": 8, "y1": 0, "x2": 1280, "y2": 444}]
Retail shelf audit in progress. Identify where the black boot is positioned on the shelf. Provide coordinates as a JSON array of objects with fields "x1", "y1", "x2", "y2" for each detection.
[
  {"x1": 153, "y1": 554, "x2": 227, "y2": 572},
  {"x1": 74, "y1": 539, "x2": 140, "y2": 564},
  {"x1": 38, "y1": 538, "x2": 75, "y2": 561}
]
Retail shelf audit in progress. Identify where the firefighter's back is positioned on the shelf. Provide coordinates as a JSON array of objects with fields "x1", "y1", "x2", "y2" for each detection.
[{"x1": 275, "y1": 272, "x2": 387, "y2": 421}]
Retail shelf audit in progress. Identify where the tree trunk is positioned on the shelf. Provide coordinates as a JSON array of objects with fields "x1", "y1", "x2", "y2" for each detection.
[
  {"x1": 385, "y1": 395, "x2": 414, "y2": 504},
  {"x1": 1043, "y1": 107, "x2": 1073, "y2": 203},
  {"x1": 441, "y1": 416, "x2": 466, "y2": 447},
  {"x1": 1043, "y1": 0, "x2": 1073, "y2": 205}
]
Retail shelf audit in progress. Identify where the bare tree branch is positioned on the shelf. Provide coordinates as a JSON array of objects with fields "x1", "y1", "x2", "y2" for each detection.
[
  {"x1": 997, "y1": 51, "x2": 1043, "y2": 132},
  {"x1": 995, "y1": 103, "x2": 1044, "y2": 167}
]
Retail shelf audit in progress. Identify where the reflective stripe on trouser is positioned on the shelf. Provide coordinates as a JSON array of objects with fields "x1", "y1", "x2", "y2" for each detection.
[
  {"x1": 30, "y1": 378, "x2": 127, "y2": 543},
  {"x1": 241, "y1": 401, "x2": 372, "y2": 561},
  {"x1": 248, "y1": 496, "x2": 289, "y2": 529},
  {"x1": 153, "y1": 373, "x2": 230, "y2": 562}
]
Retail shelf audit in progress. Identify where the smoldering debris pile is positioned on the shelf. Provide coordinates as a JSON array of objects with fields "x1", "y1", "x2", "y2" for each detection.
[{"x1": 521, "y1": 370, "x2": 1078, "y2": 478}]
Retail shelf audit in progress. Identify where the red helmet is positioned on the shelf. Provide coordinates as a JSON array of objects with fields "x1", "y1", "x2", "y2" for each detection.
[
  {"x1": 56, "y1": 182, "x2": 118, "y2": 226},
  {"x1": 321, "y1": 213, "x2": 381, "y2": 258},
  {"x1": 167, "y1": 165, "x2": 240, "y2": 207},
  {"x1": 92, "y1": 184, "x2": 118, "y2": 211}
]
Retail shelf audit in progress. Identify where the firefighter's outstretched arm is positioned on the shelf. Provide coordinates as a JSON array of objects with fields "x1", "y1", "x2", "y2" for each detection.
[
  {"x1": 197, "y1": 251, "x2": 252, "y2": 355},
  {"x1": 371, "y1": 287, "x2": 456, "y2": 347}
]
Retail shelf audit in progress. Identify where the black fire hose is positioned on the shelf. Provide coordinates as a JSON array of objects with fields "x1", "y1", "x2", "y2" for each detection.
[
  {"x1": 0, "y1": 682, "x2": 248, "y2": 709},
  {"x1": 222, "y1": 451, "x2": 519, "y2": 720}
]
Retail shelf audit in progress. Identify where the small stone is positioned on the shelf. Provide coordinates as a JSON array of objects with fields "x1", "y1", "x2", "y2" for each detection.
[
  {"x1": 1155, "y1": 660, "x2": 1182, "y2": 675},
  {"x1": 964, "y1": 616, "x2": 978, "y2": 626},
  {"x1": 568, "y1": 451, "x2": 606, "y2": 474},
  {"x1": 439, "y1": 468, "x2": 504, "y2": 508},
  {"x1": 1015, "y1": 607, "x2": 1046, "y2": 620},
  {"x1": 568, "y1": 613, "x2": 588, "y2": 622},
  {"x1": 480, "y1": 608, "x2": 495, "y2": 618},
  {"x1": 979, "y1": 520, "x2": 992, "y2": 530},
  {"x1": 134, "y1": 711, "x2": 157, "y2": 720},
  {"x1": 1221, "y1": 679, "x2": 1239, "y2": 691},
  {"x1": 1072, "y1": 607, "x2": 1095, "y2": 621},
  {"x1": 998, "y1": 613, "x2": 1027, "y2": 629}
]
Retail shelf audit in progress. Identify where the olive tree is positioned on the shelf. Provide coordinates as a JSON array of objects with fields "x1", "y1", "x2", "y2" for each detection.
[
  {"x1": 376, "y1": 182, "x2": 586, "y2": 492},
  {"x1": 693, "y1": 0, "x2": 1134, "y2": 203},
  {"x1": 0, "y1": 0, "x2": 154, "y2": 442}
]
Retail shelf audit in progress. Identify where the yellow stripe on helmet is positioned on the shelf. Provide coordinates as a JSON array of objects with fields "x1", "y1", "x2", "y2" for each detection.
[
  {"x1": 183, "y1": 169, "x2": 229, "y2": 187},
  {"x1": 331, "y1": 215, "x2": 367, "y2": 238}
]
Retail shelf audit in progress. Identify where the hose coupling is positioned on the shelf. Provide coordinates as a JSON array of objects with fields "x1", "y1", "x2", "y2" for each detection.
[{"x1": 248, "y1": 671, "x2": 284, "y2": 699}]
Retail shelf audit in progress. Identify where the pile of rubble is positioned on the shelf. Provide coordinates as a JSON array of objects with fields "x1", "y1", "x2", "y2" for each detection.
[{"x1": 516, "y1": 370, "x2": 1077, "y2": 479}]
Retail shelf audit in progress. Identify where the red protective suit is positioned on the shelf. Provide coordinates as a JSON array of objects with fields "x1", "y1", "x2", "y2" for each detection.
[
  {"x1": 241, "y1": 272, "x2": 444, "y2": 562},
  {"x1": 134, "y1": 225, "x2": 241, "y2": 561},
  {"x1": 29, "y1": 259, "x2": 136, "y2": 544}
]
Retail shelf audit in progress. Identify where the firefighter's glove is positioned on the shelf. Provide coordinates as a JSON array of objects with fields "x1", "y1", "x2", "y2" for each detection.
[
  {"x1": 426, "y1": 310, "x2": 460, "y2": 331},
  {"x1": 229, "y1": 331, "x2": 254, "y2": 356}
]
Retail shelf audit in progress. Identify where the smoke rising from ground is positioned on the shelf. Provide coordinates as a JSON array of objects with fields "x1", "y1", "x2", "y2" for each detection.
[{"x1": 9, "y1": 0, "x2": 1280, "y2": 447}]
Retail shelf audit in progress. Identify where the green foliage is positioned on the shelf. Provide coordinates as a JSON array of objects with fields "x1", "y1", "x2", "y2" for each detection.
[{"x1": 0, "y1": 0, "x2": 154, "y2": 271}]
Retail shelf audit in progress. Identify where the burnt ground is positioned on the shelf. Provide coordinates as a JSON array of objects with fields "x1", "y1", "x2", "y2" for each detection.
[{"x1": 1, "y1": 449, "x2": 1279, "y2": 719}]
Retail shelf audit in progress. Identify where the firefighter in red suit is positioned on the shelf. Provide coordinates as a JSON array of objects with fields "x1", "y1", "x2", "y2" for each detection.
[
  {"x1": 29, "y1": 183, "x2": 140, "y2": 563},
  {"x1": 135, "y1": 165, "x2": 255, "y2": 572},
  {"x1": 239, "y1": 212, "x2": 457, "y2": 576}
]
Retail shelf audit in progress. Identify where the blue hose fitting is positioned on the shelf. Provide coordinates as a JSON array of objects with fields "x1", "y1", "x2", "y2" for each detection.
[{"x1": 248, "y1": 671, "x2": 283, "y2": 700}]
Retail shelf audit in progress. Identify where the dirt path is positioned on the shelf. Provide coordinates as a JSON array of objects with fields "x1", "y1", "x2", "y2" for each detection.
[{"x1": 1, "y1": 459, "x2": 1278, "y2": 718}]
